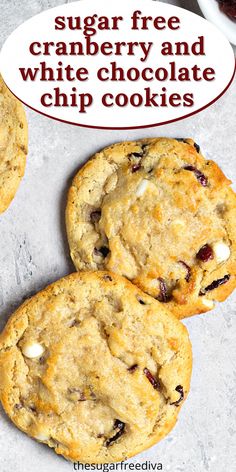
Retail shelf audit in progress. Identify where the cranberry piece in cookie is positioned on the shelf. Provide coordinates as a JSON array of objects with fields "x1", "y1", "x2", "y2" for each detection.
[
  {"x1": 200, "y1": 274, "x2": 230, "y2": 295},
  {"x1": 170, "y1": 385, "x2": 184, "y2": 406},
  {"x1": 105, "y1": 420, "x2": 126, "y2": 447},
  {"x1": 143, "y1": 368, "x2": 161, "y2": 390},
  {"x1": 184, "y1": 165, "x2": 208, "y2": 187},
  {"x1": 196, "y1": 244, "x2": 214, "y2": 262}
]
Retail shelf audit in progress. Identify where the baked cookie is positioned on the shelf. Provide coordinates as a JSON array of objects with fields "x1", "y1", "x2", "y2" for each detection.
[
  {"x1": 66, "y1": 138, "x2": 236, "y2": 319},
  {"x1": 0, "y1": 271, "x2": 192, "y2": 464},
  {"x1": 0, "y1": 75, "x2": 28, "y2": 213}
]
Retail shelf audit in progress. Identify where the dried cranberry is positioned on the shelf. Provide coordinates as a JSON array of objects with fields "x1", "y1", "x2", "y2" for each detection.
[
  {"x1": 128, "y1": 364, "x2": 138, "y2": 373},
  {"x1": 175, "y1": 138, "x2": 188, "y2": 143},
  {"x1": 157, "y1": 278, "x2": 168, "y2": 303},
  {"x1": 105, "y1": 419, "x2": 125, "y2": 447},
  {"x1": 196, "y1": 244, "x2": 214, "y2": 262},
  {"x1": 128, "y1": 151, "x2": 143, "y2": 159},
  {"x1": 178, "y1": 261, "x2": 191, "y2": 282},
  {"x1": 132, "y1": 163, "x2": 141, "y2": 173},
  {"x1": 132, "y1": 152, "x2": 143, "y2": 158},
  {"x1": 143, "y1": 368, "x2": 161, "y2": 390},
  {"x1": 176, "y1": 139, "x2": 200, "y2": 153},
  {"x1": 184, "y1": 165, "x2": 208, "y2": 187},
  {"x1": 114, "y1": 419, "x2": 124, "y2": 430},
  {"x1": 128, "y1": 144, "x2": 148, "y2": 159},
  {"x1": 200, "y1": 274, "x2": 230, "y2": 295},
  {"x1": 94, "y1": 246, "x2": 110, "y2": 258},
  {"x1": 170, "y1": 385, "x2": 184, "y2": 406},
  {"x1": 90, "y1": 210, "x2": 101, "y2": 223}
]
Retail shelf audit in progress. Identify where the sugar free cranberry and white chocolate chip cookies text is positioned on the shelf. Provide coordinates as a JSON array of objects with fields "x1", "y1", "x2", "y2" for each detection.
[{"x1": 66, "y1": 138, "x2": 236, "y2": 319}]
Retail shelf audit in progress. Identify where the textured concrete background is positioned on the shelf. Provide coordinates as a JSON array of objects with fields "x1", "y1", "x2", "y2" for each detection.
[{"x1": 0, "y1": 1, "x2": 235, "y2": 471}]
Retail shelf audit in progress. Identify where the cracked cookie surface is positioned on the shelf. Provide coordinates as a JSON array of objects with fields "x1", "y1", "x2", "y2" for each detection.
[
  {"x1": 0, "y1": 272, "x2": 192, "y2": 463},
  {"x1": 66, "y1": 138, "x2": 236, "y2": 319},
  {"x1": 0, "y1": 75, "x2": 28, "y2": 213}
]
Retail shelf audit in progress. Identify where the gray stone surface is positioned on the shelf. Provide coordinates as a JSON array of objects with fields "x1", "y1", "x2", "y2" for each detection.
[{"x1": 0, "y1": 1, "x2": 235, "y2": 471}]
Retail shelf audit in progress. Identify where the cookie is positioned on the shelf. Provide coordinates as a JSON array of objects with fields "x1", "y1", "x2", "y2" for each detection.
[
  {"x1": 66, "y1": 138, "x2": 236, "y2": 319},
  {"x1": 0, "y1": 75, "x2": 28, "y2": 213},
  {"x1": 0, "y1": 271, "x2": 192, "y2": 463}
]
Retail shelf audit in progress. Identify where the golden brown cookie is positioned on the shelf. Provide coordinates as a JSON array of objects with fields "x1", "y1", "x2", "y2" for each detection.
[
  {"x1": 0, "y1": 271, "x2": 192, "y2": 463},
  {"x1": 0, "y1": 75, "x2": 28, "y2": 213},
  {"x1": 66, "y1": 138, "x2": 236, "y2": 319}
]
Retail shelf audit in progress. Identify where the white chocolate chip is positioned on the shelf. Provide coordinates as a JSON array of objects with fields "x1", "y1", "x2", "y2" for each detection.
[
  {"x1": 136, "y1": 179, "x2": 149, "y2": 197},
  {"x1": 22, "y1": 342, "x2": 44, "y2": 359},
  {"x1": 172, "y1": 219, "x2": 185, "y2": 227},
  {"x1": 212, "y1": 241, "x2": 230, "y2": 264},
  {"x1": 149, "y1": 279, "x2": 159, "y2": 288},
  {"x1": 104, "y1": 173, "x2": 118, "y2": 193},
  {"x1": 146, "y1": 358, "x2": 157, "y2": 374},
  {"x1": 35, "y1": 432, "x2": 50, "y2": 442},
  {"x1": 171, "y1": 219, "x2": 185, "y2": 237},
  {"x1": 202, "y1": 298, "x2": 214, "y2": 309}
]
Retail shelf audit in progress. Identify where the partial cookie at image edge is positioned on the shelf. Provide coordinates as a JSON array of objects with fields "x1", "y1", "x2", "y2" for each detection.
[{"x1": 0, "y1": 75, "x2": 28, "y2": 214}]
